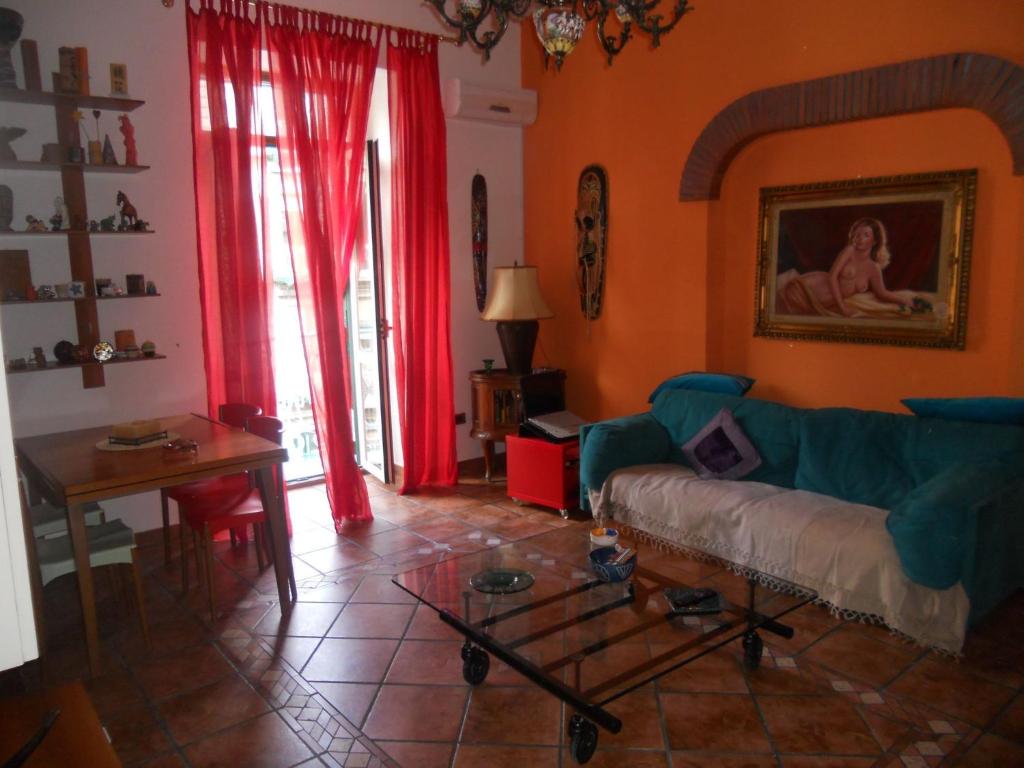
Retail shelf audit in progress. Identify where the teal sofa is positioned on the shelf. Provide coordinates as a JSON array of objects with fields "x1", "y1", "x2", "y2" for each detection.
[{"x1": 580, "y1": 389, "x2": 1024, "y2": 650}]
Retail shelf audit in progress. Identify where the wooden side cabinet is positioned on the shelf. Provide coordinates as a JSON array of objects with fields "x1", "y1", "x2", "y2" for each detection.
[{"x1": 469, "y1": 368, "x2": 565, "y2": 481}]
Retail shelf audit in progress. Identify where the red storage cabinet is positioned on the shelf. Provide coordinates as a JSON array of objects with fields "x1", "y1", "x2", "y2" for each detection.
[{"x1": 505, "y1": 434, "x2": 580, "y2": 518}]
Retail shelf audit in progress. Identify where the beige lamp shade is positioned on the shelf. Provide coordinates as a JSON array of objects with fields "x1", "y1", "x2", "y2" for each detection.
[{"x1": 481, "y1": 265, "x2": 553, "y2": 321}]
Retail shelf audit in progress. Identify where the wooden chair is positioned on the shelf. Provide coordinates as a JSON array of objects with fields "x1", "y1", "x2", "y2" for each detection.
[
  {"x1": 179, "y1": 415, "x2": 284, "y2": 619},
  {"x1": 159, "y1": 403, "x2": 262, "y2": 564},
  {"x1": 18, "y1": 477, "x2": 151, "y2": 663},
  {"x1": 30, "y1": 500, "x2": 104, "y2": 538},
  {"x1": 35, "y1": 521, "x2": 150, "y2": 649}
]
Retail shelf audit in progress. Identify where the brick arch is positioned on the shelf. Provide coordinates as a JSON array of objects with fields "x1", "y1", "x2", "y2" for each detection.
[{"x1": 679, "y1": 52, "x2": 1024, "y2": 202}]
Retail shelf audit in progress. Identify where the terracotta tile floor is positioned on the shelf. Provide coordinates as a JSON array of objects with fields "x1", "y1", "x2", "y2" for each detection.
[{"x1": 13, "y1": 475, "x2": 1024, "y2": 767}]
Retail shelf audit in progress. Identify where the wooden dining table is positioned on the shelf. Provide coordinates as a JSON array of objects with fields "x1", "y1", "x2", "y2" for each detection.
[{"x1": 15, "y1": 413, "x2": 295, "y2": 677}]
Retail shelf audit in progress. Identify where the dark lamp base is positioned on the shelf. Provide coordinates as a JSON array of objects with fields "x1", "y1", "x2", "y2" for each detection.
[{"x1": 496, "y1": 320, "x2": 539, "y2": 375}]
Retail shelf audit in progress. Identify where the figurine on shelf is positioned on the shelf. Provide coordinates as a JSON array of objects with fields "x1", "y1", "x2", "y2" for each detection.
[
  {"x1": 118, "y1": 114, "x2": 137, "y2": 166},
  {"x1": 145, "y1": 280, "x2": 157, "y2": 295},
  {"x1": 53, "y1": 340, "x2": 75, "y2": 364},
  {"x1": 55, "y1": 196, "x2": 70, "y2": 230},
  {"x1": 0, "y1": 126, "x2": 26, "y2": 162},
  {"x1": 32, "y1": 347, "x2": 46, "y2": 367},
  {"x1": 99, "y1": 214, "x2": 116, "y2": 232},
  {"x1": 102, "y1": 134, "x2": 117, "y2": 165},
  {"x1": 25, "y1": 215, "x2": 46, "y2": 232},
  {"x1": 49, "y1": 197, "x2": 66, "y2": 231},
  {"x1": 79, "y1": 109, "x2": 102, "y2": 165},
  {"x1": 89, "y1": 219, "x2": 99, "y2": 232},
  {"x1": 141, "y1": 341, "x2": 156, "y2": 358},
  {"x1": 40, "y1": 143, "x2": 63, "y2": 164},
  {"x1": 116, "y1": 190, "x2": 137, "y2": 230},
  {"x1": 134, "y1": 219, "x2": 149, "y2": 232},
  {"x1": 0, "y1": 8, "x2": 24, "y2": 90},
  {"x1": 37, "y1": 285, "x2": 55, "y2": 300}
]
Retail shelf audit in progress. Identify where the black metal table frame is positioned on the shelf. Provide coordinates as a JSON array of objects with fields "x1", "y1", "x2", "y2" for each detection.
[{"x1": 396, "y1": 564, "x2": 814, "y2": 764}]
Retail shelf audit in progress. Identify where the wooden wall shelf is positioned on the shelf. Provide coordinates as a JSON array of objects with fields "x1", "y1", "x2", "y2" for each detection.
[
  {"x1": 7, "y1": 354, "x2": 166, "y2": 375},
  {"x1": 1, "y1": 294, "x2": 161, "y2": 305},
  {"x1": 0, "y1": 230, "x2": 154, "y2": 237},
  {"x1": 0, "y1": 86, "x2": 154, "y2": 388},
  {"x1": 0, "y1": 160, "x2": 150, "y2": 173},
  {"x1": 0, "y1": 87, "x2": 144, "y2": 111}
]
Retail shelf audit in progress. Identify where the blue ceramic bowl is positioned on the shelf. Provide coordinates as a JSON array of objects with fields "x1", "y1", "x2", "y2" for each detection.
[{"x1": 589, "y1": 546, "x2": 637, "y2": 583}]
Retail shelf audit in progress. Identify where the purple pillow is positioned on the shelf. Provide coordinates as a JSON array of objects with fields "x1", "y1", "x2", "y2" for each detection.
[{"x1": 682, "y1": 408, "x2": 762, "y2": 480}]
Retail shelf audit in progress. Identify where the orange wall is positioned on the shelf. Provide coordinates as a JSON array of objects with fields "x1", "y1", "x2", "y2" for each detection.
[{"x1": 522, "y1": 0, "x2": 1024, "y2": 420}]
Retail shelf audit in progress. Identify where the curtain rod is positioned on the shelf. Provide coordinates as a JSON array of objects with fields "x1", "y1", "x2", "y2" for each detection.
[{"x1": 170, "y1": 0, "x2": 463, "y2": 46}]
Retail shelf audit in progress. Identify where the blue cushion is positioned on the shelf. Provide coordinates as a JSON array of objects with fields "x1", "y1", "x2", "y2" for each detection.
[
  {"x1": 578, "y1": 413, "x2": 671, "y2": 512},
  {"x1": 795, "y1": 408, "x2": 917, "y2": 510},
  {"x1": 886, "y1": 463, "x2": 1021, "y2": 590},
  {"x1": 648, "y1": 372, "x2": 755, "y2": 403},
  {"x1": 796, "y1": 406, "x2": 1024, "y2": 511},
  {"x1": 652, "y1": 389, "x2": 801, "y2": 488},
  {"x1": 902, "y1": 397, "x2": 1024, "y2": 426}
]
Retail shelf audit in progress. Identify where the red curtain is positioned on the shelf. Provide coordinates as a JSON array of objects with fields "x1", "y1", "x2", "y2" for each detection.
[
  {"x1": 386, "y1": 32, "x2": 458, "y2": 493},
  {"x1": 186, "y1": 0, "x2": 276, "y2": 420},
  {"x1": 265, "y1": 6, "x2": 378, "y2": 526}
]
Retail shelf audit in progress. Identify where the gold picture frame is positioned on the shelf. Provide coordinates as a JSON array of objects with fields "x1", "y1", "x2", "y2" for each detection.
[{"x1": 754, "y1": 169, "x2": 976, "y2": 349}]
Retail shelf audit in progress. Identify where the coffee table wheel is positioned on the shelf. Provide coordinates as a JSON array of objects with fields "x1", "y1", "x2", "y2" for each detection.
[
  {"x1": 461, "y1": 644, "x2": 489, "y2": 686},
  {"x1": 568, "y1": 714, "x2": 598, "y2": 764},
  {"x1": 743, "y1": 630, "x2": 764, "y2": 670}
]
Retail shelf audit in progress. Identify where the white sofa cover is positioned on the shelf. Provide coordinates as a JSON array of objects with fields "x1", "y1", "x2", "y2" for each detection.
[{"x1": 591, "y1": 463, "x2": 970, "y2": 653}]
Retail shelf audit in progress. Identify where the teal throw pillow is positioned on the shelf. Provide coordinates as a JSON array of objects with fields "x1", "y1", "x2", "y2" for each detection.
[
  {"x1": 648, "y1": 372, "x2": 755, "y2": 403},
  {"x1": 902, "y1": 397, "x2": 1024, "y2": 426}
]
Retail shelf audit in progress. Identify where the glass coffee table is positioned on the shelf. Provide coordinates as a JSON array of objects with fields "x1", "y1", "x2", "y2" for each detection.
[{"x1": 392, "y1": 525, "x2": 816, "y2": 764}]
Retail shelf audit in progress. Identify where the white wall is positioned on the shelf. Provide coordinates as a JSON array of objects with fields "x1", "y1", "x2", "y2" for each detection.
[
  {"x1": 0, "y1": 0, "x2": 525, "y2": 531},
  {"x1": 0, "y1": 327, "x2": 37, "y2": 670}
]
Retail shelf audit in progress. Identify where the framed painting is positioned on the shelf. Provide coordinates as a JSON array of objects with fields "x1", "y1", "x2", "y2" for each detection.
[{"x1": 754, "y1": 169, "x2": 976, "y2": 349}]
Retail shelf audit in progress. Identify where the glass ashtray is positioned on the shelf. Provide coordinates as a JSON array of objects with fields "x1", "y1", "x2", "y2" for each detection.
[{"x1": 469, "y1": 568, "x2": 534, "y2": 594}]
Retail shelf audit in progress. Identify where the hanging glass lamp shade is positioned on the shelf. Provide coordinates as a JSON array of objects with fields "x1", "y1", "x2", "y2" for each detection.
[
  {"x1": 425, "y1": 0, "x2": 693, "y2": 69},
  {"x1": 458, "y1": 0, "x2": 484, "y2": 20},
  {"x1": 533, "y1": 6, "x2": 585, "y2": 70}
]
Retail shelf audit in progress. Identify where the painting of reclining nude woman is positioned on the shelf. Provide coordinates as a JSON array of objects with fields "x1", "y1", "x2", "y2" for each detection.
[{"x1": 754, "y1": 169, "x2": 976, "y2": 349}]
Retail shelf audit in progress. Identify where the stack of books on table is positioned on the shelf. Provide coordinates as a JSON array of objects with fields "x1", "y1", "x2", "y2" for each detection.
[{"x1": 108, "y1": 419, "x2": 167, "y2": 446}]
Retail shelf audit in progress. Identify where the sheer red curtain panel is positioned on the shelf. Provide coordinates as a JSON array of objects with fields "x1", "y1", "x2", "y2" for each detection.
[
  {"x1": 265, "y1": 5, "x2": 379, "y2": 526},
  {"x1": 186, "y1": 0, "x2": 276, "y2": 419},
  {"x1": 386, "y1": 31, "x2": 458, "y2": 493}
]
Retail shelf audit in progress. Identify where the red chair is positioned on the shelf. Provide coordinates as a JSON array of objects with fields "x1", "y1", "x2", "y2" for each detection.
[
  {"x1": 179, "y1": 415, "x2": 285, "y2": 619},
  {"x1": 159, "y1": 403, "x2": 262, "y2": 564}
]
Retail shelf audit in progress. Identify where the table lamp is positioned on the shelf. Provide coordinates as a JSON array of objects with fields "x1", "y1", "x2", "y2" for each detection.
[{"x1": 481, "y1": 264, "x2": 553, "y2": 375}]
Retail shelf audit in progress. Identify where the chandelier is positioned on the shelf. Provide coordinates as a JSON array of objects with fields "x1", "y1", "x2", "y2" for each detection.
[{"x1": 426, "y1": 1, "x2": 692, "y2": 70}]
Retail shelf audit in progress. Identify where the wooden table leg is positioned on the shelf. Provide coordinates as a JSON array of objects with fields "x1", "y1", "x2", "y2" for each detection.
[
  {"x1": 256, "y1": 465, "x2": 294, "y2": 608},
  {"x1": 159, "y1": 488, "x2": 171, "y2": 565},
  {"x1": 482, "y1": 440, "x2": 495, "y2": 482},
  {"x1": 66, "y1": 503, "x2": 100, "y2": 677}
]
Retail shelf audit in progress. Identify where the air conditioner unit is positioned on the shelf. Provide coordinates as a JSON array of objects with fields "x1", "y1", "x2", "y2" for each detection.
[{"x1": 443, "y1": 79, "x2": 538, "y2": 127}]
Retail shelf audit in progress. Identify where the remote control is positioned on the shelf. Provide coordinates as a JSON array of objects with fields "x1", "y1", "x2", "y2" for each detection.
[{"x1": 665, "y1": 587, "x2": 717, "y2": 609}]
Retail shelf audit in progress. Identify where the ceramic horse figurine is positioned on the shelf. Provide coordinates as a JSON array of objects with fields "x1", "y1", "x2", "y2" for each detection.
[{"x1": 116, "y1": 190, "x2": 138, "y2": 230}]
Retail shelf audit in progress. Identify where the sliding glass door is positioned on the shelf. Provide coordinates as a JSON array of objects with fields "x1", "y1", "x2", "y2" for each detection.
[{"x1": 348, "y1": 140, "x2": 394, "y2": 483}]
